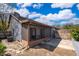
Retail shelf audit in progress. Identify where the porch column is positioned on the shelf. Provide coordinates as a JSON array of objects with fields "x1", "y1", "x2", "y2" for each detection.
[
  {"x1": 27, "y1": 24, "x2": 30, "y2": 47},
  {"x1": 21, "y1": 23, "x2": 30, "y2": 49},
  {"x1": 27, "y1": 24, "x2": 30, "y2": 41}
]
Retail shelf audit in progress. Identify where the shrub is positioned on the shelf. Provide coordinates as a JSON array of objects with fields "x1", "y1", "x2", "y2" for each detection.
[
  {"x1": 71, "y1": 28, "x2": 79, "y2": 41},
  {"x1": 0, "y1": 43, "x2": 6, "y2": 56},
  {"x1": 64, "y1": 25, "x2": 79, "y2": 41}
]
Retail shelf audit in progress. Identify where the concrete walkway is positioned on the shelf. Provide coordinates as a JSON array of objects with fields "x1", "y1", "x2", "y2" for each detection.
[
  {"x1": 42, "y1": 39, "x2": 75, "y2": 51},
  {"x1": 58, "y1": 40, "x2": 75, "y2": 50}
]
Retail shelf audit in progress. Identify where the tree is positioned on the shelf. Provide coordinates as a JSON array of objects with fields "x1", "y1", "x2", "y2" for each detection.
[
  {"x1": 0, "y1": 14, "x2": 10, "y2": 38},
  {"x1": 0, "y1": 3, "x2": 13, "y2": 39}
]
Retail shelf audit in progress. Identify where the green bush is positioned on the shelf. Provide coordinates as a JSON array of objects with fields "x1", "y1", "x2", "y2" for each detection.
[
  {"x1": 64, "y1": 25, "x2": 79, "y2": 41},
  {"x1": 71, "y1": 28, "x2": 79, "y2": 41},
  {"x1": 0, "y1": 43, "x2": 6, "y2": 56}
]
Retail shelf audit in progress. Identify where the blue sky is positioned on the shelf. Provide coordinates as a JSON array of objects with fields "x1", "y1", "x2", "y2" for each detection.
[{"x1": 7, "y1": 3, "x2": 79, "y2": 26}]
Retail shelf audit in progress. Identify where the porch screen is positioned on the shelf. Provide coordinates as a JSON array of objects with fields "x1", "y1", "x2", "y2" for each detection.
[{"x1": 30, "y1": 28, "x2": 36, "y2": 40}]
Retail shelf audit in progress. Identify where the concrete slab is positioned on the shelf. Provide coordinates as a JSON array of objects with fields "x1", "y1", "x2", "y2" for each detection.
[
  {"x1": 58, "y1": 40, "x2": 75, "y2": 50},
  {"x1": 42, "y1": 39, "x2": 75, "y2": 51}
]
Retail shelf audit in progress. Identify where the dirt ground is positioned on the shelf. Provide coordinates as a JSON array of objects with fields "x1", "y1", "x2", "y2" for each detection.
[
  {"x1": 4, "y1": 42, "x2": 76, "y2": 56},
  {"x1": 2, "y1": 39, "x2": 76, "y2": 56},
  {"x1": 18, "y1": 44, "x2": 76, "y2": 56},
  {"x1": 57, "y1": 29, "x2": 71, "y2": 40}
]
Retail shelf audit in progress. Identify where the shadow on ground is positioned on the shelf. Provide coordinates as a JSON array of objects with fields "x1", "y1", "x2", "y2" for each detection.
[{"x1": 31, "y1": 29, "x2": 62, "y2": 51}]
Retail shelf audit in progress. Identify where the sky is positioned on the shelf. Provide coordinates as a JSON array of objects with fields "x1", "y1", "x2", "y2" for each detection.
[{"x1": 5, "y1": 3, "x2": 79, "y2": 26}]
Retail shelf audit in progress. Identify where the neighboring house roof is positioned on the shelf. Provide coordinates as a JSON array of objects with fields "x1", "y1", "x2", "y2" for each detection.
[{"x1": 12, "y1": 12, "x2": 53, "y2": 28}]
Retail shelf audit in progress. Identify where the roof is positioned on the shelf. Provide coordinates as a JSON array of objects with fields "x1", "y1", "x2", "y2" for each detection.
[{"x1": 12, "y1": 12, "x2": 53, "y2": 28}]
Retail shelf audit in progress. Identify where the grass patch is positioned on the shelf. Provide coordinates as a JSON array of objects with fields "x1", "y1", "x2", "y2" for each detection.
[{"x1": 0, "y1": 42, "x2": 6, "y2": 56}]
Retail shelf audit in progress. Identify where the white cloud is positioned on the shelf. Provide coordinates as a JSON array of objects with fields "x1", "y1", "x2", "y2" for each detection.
[
  {"x1": 57, "y1": 9, "x2": 75, "y2": 19},
  {"x1": 17, "y1": 3, "x2": 32, "y2": 8},
  {"x1": 15, "y1": 3, "x2": 76, "y2": 25},
  {"x1": 15, "y1": 3, "x2": 43, "y2": 17},
  {"x1": 17, "y1": 3, "x2": 43, "y2": 9},
  {"x1": 70, "y1": 18, "x2": 79, "y2": 25},
  {"x1": 15, "y1": 8, "x2": 30, "y2": 17},
  {"x1": 51, "y1": 3, "x2": 74, "y2": 9},
  {"x1": 35, "y1": 18, "x2": 53, "y2": 25},
  {"x1": 33, "y1": 3, "x2": 43, "y2": 9},
  {"x1": 76, "y1": 4, "x2": 79, "y2": 10},
  {"x1": 60, "y1": 21, "x2": 71, "y2": 25},
  {"x1": 60, "y1": 18, "x2": 79, "y2": 25},
  {"x1": 35, "y1": 14, "x2": 57, "y2": 25},
  {"x1": 40, "y1": 9, "x2": 75, "y2": 20},
  {"x1": 28, "y1": 12, "x2": 42, "y2": 19},
  {"x1": 15, "y1": 3, "x2": 32, "y2": 17},
  {"x1": 34, "y1": 9, "x2": 75, "y2": 25}
]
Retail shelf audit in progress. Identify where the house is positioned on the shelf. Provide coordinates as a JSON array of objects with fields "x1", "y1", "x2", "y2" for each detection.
[{"x1": 0, "y1": 12, "x2": 53, "y2": 49}]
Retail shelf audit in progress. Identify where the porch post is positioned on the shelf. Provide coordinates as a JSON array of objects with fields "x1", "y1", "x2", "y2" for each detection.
[{"x1": 27, "y1": 24, "x2": 30, "y2": 48}]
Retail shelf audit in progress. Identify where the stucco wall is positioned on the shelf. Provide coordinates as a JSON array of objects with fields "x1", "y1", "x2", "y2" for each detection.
[
  {"x1": 22, "y1": 24, "x2": 28, "y2": 40},
  {"x1": 10, "y1": 16, "x2": 22, "y2": 41}
]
